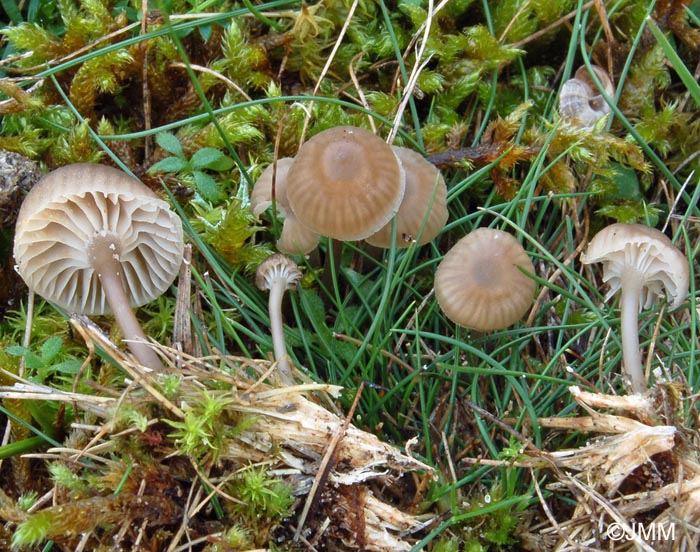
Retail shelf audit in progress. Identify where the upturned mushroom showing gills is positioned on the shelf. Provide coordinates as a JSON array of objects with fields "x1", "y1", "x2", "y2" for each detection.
[
  {"x1": 251, "y1": 157, "x2": 320, "y2": 255},
  {"x1": 13, "y1": 163, "x2": 184, "y2": 371},
  {"x1": 366, "y1": 146, "x2": 448, "y2": 248},
  {"x1": 434, "y1": 228, "x2": 536, "y2": 331},
  {"x1": 559, "y1": 64, "x2": 615, "y2": 127},
  {"x1": 286, "y1": 126, "x2": 405, "y2": 241},
  {"x1": 256, "y1": 253, "x2": 302, "y2": 385},
  {"x1": 581, "y1": 223, "x2": 689, "y2": 394}
]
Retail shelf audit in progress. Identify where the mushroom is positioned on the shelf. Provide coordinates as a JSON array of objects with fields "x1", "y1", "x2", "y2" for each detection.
[
  {"x1": 559, "y1": 64, "x2": 615, "y2": 127},
  {"x1": 255, "y1": 253, "x2": 302, "y2": 385},
  {"x1": 580, "y1": 223, "x2": 689, "y2": 394},
  {"x1": 366, "y1": 146, "x2": 448, "y2": 248},
  {"x1": 286, "y1": 126, "x2": 405, "y2": 241},
  {"x1": 434, "y1": 228, "x2": 536, "y2": 331},
  {"x1": 13, "y1": 163, "x2": 184, "y2": 371},
  {"x1": 251, "y1": 157, "x2": 320, "y2": 255}
]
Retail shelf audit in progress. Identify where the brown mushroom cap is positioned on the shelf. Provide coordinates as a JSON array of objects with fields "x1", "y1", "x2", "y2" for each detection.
[
  {"x1": 580, "y1": 223, "x2": 689, "y2": 310},
  {"x1": 13, "y1": 163, "x2": 184, "y2": 314},
  {"x1": 251, "y1": 158, "x2": 320, "y2": 255},
  {"x1": 286, "y1": 126, "x2": 405, "y2": 241},
  {"x1": 251, "y1": 158, "x2": 295, "y2": 216},
  {"x1": 366, "y1": 146, "x2": 448, "y2": 248},
  {"x1": 434, "y1": 228, "x2": 536, "y2": 331}
]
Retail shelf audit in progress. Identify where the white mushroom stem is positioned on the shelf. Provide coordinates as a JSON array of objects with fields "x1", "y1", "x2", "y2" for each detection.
[
  {"x1": 268, "y1": 277, "x2": 294, "y2": 384},
  {"x1": 619, "y1": 275, "x2": 645, "y2": 394},
  {"x1": 89, "y1": 233, "x2": 164, "y2": 371},
  {"x1": 581, "y1": 223, "x2": 690, "y2": 395},
  {"x1": 256, "y1": 254, "x2": 302, "y2": 385}
]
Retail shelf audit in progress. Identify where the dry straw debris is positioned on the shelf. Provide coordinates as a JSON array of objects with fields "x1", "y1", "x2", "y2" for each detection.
[
  {"x1": 529, "y1": 386, "x2": 700, "y2": 552},
  {"x1": 0, "y1": 316, "x2": 434, "y2": 551}
]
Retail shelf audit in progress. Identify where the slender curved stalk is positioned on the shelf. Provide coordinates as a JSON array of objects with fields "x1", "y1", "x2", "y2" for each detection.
[
  {"x1": 267, "y1": 278, "x2": 294, "y2": 385},
  {"x1": 256, "y1": 254, "x2": 302, "y2": 385},
  {"x1": 90, "y1": 235, "x2": 164, "y2": 372},
  {"x1": 619, "y1": 280, "x2": 645, "y2": 394}
]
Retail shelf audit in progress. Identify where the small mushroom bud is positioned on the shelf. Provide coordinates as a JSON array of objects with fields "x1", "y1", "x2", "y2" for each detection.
[
  {"x1": 559, "y1": 65, "x2": 615, "y2": 127},
  {"x1": 256, "y1": 253, "x2": 302, "y2": 384}
]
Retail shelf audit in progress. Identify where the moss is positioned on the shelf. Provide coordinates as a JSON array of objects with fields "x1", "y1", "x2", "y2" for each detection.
[{"x1": 2, "y1": 0, "x2": 700, "y2": 549}]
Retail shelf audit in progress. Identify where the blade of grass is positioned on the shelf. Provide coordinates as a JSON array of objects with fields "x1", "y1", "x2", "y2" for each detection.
[{"x1": 646, "y1": 16, "x2": 700, "y2": 108}]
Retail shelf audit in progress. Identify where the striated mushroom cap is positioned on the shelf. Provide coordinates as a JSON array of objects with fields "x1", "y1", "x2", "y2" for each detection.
[
  {"x1": 581, "y1": 223, "x2": 689, "y2": 310},
  {"x1": 251, "y1": 158, "x2": 320, "y2": 255},
  {"x1": 286, "y1": 126, "x2": 405, "y2": 241},
  {"x1": 366, "y1": 146, "x2": 448, "y2": 248},
  {"x1": 434, "y1": 228, "x2": 536, "y2": 331},
  {"x1": 14, "y1": 163, "x2": 184, "y2": 314}
]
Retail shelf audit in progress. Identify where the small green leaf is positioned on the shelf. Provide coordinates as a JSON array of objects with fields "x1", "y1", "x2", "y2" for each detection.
[
  {"x1": 155, "y1": 132, "x2": 185, "y2": 157},
  {"x1": 193, "y1": 170, "x2": 221, "y2": 202},
  {"x1": 198, "y1": 24, "x2": 212, "y2": 42},
  {"x1": 190, "y1": 148, "x2": 224, "y2": 169},
  {"x1": 40, "y1": 336, "x2": 62, "y2": 364},
  {"x1": 5, "y1": 346, "x2": 43, "y2": 369},
  {"x1": 329, "y1": 339, "x2": 356, "y2": 363},
  {"x1": 26, "y1": 399, "x2": 62, "y2": 436},
  {"x1": 48, "y1": 360, "x2": 82, "y2": 375},
  {"x1": 148, "y1": 156, "x2": 188, "y2": 174},
  {"x1": 5, "y1": 344, "x2": 31, "y2": 357},
  {"x1": 300, "y1": 290, "x2": 326, "y2": 330},
  {"x1": 591, "y1": 164, "x2": 642, "y2": 201},
  {"x1": 206, "y1": 155, "x2": 235, "y2": 172}
]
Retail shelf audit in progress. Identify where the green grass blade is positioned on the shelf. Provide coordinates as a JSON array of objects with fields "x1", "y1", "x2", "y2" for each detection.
[{"x1": 646, "y1": 16, "x2": 700, "y2": 108}]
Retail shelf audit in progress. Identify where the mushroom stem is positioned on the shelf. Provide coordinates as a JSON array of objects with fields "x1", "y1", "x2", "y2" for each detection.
[
  {"x1": 256, "y1": 254, "x2": 302, "y2": 385},
  {"x1": 90, "y1": 233, "x2": 164, "y2": 371},
  {"x1": 619, "y1": 278, "x2": 645, "y2": 394},
  {"x1": 268, "y1": 278, "x2": 294, "y2": 385}
]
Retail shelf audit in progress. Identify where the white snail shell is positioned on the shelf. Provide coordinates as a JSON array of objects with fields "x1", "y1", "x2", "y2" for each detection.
[{"x1": 559, "y1": 65, "x2": 615, "y2": 127}]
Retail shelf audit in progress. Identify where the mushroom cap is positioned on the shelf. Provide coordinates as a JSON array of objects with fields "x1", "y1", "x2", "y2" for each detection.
[
  {"x1": 580, "y1": 223, "x2": 689, "y2": 310},
  {"x1": 434, "y1": 228, "x2": 536, "y2": 331},
  {"x1": 276, "y1": 218, "x2": 321, "y2": 256},
  {"x1": 14, "y1": 163, "x2": 184, "y2": 315},
  {"x1": 255, "y1": 253, "x2": 302, "y2": 291},
  {"x1": 575, "y1": 64, "x2": 615, "y2": 100},
  {"x1": 251, "y1": 158, "x2": 320, "y2": 255},
  {"x1": 286, "y1": 126, "x2": 405, "y2": 241},
  {"x1": 559, "y1": 64, "x2": 615, "y2": 127},
  {"x1": 366, "y1": 146, "x2": 448, "y2": 248},
  {"x1": 251, "y1": 158, "x2": 295, "y2": 216}
]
